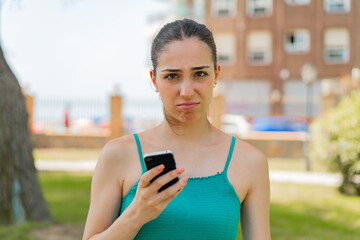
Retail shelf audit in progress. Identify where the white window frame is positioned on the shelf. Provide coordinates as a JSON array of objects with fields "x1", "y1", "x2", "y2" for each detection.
[
  {"x1": 323, "y1": 28, "x2": 350, "y2": 64},
  {"x1": 324, "y1": 46, "x2": 349, "y2": 63},
  {"x1": 211, "y1": 0, "x2": 237, "y2": 17},
  {"x1": 247, "y1": 0, "x2": 273, "y2": 17},
  {"x1": 324, "y1": 0, "x2": 351, "y2": 13},
  {"x1": 247, "y1": 31, "x2": 272, "y2": 65},
  {"x1": 284, "y1": 29, "x2": 310, "y2": 53},
  {"x1": 247, "y1": 49, "x2": 272, "y2": 65},
  {"x1": 215, "y1": 33, "x2": 236, "y2": 65},
  {"x1": 285, "y1": 0, "x2": 310, "y2": 5}
]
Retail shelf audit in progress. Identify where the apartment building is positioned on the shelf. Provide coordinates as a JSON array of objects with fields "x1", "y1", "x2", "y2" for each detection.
[{"x1": 204, "y1": 0, "x2": 360, "y2": 117}]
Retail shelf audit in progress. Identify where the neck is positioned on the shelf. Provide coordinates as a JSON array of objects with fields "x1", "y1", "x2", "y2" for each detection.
[{"x1": 156, "y1": 115, "x2": 216, "y2": 145}]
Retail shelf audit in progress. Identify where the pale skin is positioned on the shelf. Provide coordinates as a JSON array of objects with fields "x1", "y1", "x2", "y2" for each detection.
[{"x1": 82, "y1": 38, "x2": 271, "y2": 240}]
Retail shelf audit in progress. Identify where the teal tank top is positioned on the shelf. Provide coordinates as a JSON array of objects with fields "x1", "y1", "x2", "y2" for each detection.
[{"x1": 119, "y1": 133, "x2": 241, "y2": 239}]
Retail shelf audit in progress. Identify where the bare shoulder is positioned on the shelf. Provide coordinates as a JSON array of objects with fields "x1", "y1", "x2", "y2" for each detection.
[
  {"x1": 95, "y1": 134, "x2": 137, "y2": 177},
  {"x1": 235, "y1": 139, "x2": 268, "y2": 171},
  {"x1": 223, "y1": 136, "x2": 268, "y2": 202}
]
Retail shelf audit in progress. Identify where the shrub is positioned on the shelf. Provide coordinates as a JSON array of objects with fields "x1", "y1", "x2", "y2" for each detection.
[{"x1": 310, "y1": 89, "x2": 360, "y2": 195}]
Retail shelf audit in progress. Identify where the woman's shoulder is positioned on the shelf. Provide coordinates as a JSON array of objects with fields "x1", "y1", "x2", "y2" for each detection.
[
  {"x1": 225, "y1": 133, "x2": 268, "y2": 175},
  {"x1": 95, "y1": 134, "x2": 138, "y2": 173},
  {"x1": 235, "y1": 138, "x2": 267, "y2": 166}
]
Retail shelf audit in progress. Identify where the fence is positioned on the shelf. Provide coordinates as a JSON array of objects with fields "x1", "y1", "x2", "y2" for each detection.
[{"x1": 29, "y1": 95, "x2": 164, "y2": 136}]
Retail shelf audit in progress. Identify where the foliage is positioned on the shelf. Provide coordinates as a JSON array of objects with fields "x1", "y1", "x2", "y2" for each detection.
[{"x1": 310, "y1": 89, "x2": 360, "y2": 195}]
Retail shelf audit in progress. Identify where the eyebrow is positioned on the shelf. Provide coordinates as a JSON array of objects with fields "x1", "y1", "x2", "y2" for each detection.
[{"x1": 160, "y1": 65, "x2": 211, "y2": 72}]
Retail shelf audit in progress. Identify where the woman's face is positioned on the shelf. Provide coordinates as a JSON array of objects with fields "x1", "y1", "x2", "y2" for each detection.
[{"x1": 151, "y1": 38, "x2": 220, "y2": 123}]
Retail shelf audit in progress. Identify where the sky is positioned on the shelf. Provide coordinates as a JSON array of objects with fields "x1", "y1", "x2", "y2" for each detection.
[{"x1": 1, "y1": 0, "x2": 171, "y2": 101}]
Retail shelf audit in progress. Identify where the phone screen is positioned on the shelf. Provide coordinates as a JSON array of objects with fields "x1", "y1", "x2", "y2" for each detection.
[{"x1": 144, "y1": 151, "x2": 179, "y2": 192}]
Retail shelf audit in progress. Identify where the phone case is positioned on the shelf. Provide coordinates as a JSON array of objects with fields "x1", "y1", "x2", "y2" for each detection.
[{"x1": 144, "y1": 150, "x2": 179, "y2": 192}]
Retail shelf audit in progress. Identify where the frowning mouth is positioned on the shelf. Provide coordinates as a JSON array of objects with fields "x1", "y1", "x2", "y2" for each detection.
[{"x1": 176, "y1": 102, "x2": 200, "y2": 110}]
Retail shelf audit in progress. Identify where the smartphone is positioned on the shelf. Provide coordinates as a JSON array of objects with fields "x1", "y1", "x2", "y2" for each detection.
[{"x1": 143, "y1": 150, "x2": 179, "y2": 192}]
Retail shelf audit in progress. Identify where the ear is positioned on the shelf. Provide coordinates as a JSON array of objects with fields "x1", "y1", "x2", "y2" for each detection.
[
  {"x1": 150, "y1": 69, "x2": 158, "y2": 89},
  {"x1": 214, "y1": 64, "x2": 221, "y2": 81}
]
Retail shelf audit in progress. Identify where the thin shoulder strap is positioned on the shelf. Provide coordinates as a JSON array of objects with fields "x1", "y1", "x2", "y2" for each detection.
[
  {"x1": 223, "y1": 136, "x2": 236, "y2": 173},
  {"x1": 133, "y1": 133, "x2": 147, "y2": 174}
]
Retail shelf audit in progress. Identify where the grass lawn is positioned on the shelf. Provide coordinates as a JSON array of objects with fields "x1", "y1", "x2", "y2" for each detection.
[
  {"x1": 268, "y1": 157, "x2": 331, "y2": 172},
  {"x1": 1, "y1": 172, "x2": 360, "y2": 239},
  {"x1": 33, "y1": 148, "x2": 101, "y2": 161},
  {"x1": 0, "y1": 172, "x2": 92, "y2": 240},
  {"x1": 270, "y1": 182, "x2": 360, "y2": 240}
]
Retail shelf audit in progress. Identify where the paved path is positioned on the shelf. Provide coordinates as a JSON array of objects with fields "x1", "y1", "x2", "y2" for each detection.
[{"x1": 35, "y1": 160, "x2": 342, "y2": 187}]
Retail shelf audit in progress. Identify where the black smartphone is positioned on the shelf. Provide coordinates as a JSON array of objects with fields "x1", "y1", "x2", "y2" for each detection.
[{"x1": 143, "y1": 150, "x2": 179, "y2": 192}]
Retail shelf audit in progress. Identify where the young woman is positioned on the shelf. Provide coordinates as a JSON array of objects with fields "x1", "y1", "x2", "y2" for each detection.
[{"x1": 83, "y1": 19, "x2": 270, "y2": 240}]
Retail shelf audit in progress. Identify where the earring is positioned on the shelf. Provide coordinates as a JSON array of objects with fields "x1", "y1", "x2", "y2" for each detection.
[
  {"x1": 155, "y1": 88, "x2": 159, "y2": 92},
  {"x1": 213, "y1": 82, "x2": 217, "y2": 88}
]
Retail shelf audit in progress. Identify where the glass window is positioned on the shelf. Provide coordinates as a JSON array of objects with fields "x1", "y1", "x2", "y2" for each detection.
[
  {"x1": 247, "y1": 31, "x2": 272, "y2": 65},
  {"x1": 324, "y1": 0, "x2": 350, "y2": 13},
  {"x1": 211, "y1": 0, "x2": 237, "y2": 17},
  {"x1": 324, "y1": 28, "x2": 350, "y2": 64},
  {"x1": 247, "y1": 0, "x2": 273, "y2": 17},
  {"x1": 283, "y1": 80, "x2": 321, "y2": 117},
  {"x1": 285, "y1": 0, "x2": 310, "y2": 5},
  {"x1": 285, "y1": 29, "x2": 310, "y2": 53},
  {"x1": 214, "y1": 33, "x2": 236, "y2": 65},
  {"x1": 224, "y1": 80, "x2": 270, "y2": 116}
]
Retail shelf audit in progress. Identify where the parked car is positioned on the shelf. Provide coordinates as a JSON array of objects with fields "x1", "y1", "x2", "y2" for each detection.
[
  {"x1": 253, "y1": 116, "x2": 307, "y2": 132},
  {"x1": 221, "y1": 114, "x2": 251, "y2": 136}
]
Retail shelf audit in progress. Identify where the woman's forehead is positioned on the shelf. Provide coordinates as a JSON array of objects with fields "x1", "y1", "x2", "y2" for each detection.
[{"x1": 157, "y1": 38, "x2": 213, "y2": 70}]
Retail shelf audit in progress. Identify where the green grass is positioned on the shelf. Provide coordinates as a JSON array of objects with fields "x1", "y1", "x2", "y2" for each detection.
[
  {"x1": 39, "y1": 172, "x2": 92, "y2": 224},
  {"x1": 270, "y1": 182, "x2": 360, "y2": 240},
  {"x1": 33, "y1": 148, "x2": 101, "y2": 161},
  {"x1": 0, "y1": 222, "x2": 48, "y2": 240},
  {"x1": 2, "y1": 172, "x2": 360, "y2": 239},
  {"x1": 268, "y1": 157, "x2": 331, "y2": 172},
  {"x1": 0, "y1": 172, "x2": 92, "y2": 239}
]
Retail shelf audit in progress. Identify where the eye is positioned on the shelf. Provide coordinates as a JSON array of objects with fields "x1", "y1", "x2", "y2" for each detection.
[
  {"x1": 195, "y1": 71, "x2": 207, "y2": 78},
  {"x1": 165, "y1": 73, "x2": 178, "y2": 80}
]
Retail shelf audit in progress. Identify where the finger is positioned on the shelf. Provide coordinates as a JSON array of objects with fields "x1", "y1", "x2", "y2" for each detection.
[
  {"x1": 148, "y1": 168, "x2": 184, "y2": 193},
  {"x1": 155, "y1": 176, "x2": 188, "y2": 202},
  {"x1": 138, "y1": 164, "x2": 164, "y2": 188}
]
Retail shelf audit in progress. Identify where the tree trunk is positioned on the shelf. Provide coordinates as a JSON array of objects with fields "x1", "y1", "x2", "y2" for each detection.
[{"x1": 0, "y1": 44, "x2": 52, "y2": 224}]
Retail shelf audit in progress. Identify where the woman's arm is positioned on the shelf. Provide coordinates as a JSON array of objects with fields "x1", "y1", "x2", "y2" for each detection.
[
  {"x1": 240, "y1": 150, "x2": 271, "y2": 240},
  {"x1": 82, "y1": 137, "x2": 141, "y2": 239},
  {"x1": 82, "y1": 136, "x2": 188, "y2": 240}
]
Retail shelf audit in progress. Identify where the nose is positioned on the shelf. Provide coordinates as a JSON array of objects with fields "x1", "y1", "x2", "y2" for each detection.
[{"x1": 180, "y1": 79, "x2": 194, "y2": 98}]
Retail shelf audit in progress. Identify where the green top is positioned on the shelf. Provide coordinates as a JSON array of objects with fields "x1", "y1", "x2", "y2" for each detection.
[{"x1": 119, "y1": 133, "x2": 241, "y2": 239}]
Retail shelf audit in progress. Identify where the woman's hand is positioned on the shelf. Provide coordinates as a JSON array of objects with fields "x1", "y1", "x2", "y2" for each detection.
[{"x1": 124, "y1": 164, "x2": 188, "y2": 226}]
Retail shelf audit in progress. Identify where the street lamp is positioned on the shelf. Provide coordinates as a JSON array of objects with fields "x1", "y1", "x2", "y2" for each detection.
[
  {"x1": 351, "y1": 67, "x2": 360, "y2": 89},
  {"x1": 301, "y1": 63, "x2": 318, "y2": 121},
  {"x1": 301, "y1": 63, "x2": 317, "y2": 171}
]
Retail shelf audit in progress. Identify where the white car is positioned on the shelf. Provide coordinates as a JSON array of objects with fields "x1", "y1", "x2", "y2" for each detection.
[{"x1": 221, "y1": 114, "x2": 251, "y2": 137}]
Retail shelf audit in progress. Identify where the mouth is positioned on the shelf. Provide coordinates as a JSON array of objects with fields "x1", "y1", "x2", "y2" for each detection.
[{"x1": 176, "y1": 102, "x2": 200, "y2": 110}]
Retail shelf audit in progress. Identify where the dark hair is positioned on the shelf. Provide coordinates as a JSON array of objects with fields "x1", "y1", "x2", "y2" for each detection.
[{"x1": 151, "y1": 18, "x2": 217, "y2": 75}]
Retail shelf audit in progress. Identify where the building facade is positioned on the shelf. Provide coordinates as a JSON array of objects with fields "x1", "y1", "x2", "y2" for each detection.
[{"x1": 203, "y1": 0, "x2": 360, "y2": 118}]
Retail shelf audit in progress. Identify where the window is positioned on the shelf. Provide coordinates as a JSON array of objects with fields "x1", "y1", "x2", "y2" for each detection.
[
  {"x1": 324, "y1": 0, "x2": 350, "y2": 13},
  {"x1": 211, "y1": 0, "x2": 237, "y2": 17},
  {"x1": 225, "y1": 81, "x2": 270, "y2": 116},
  {"x1": 214, "y1": 33, "x2": 236, "y2": 64},
  {"x1": 285, "y1": 29, "x2": 310, "y2": 53},
  {"x1": 247, "y1": 31, "x2": 272, "y2": 65},
  {"x1": 283, "y1": 80, "x2": 321, "y2": 117},
  {"x1": 247, "y1": 0, "x2": 273, "y2": 17},
  {"x1": 285, "y1": 0, "x2": 310, "y2": 5},
  {"x1": 324, "y1": 28, "x2": 349, "y2": 63}
]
